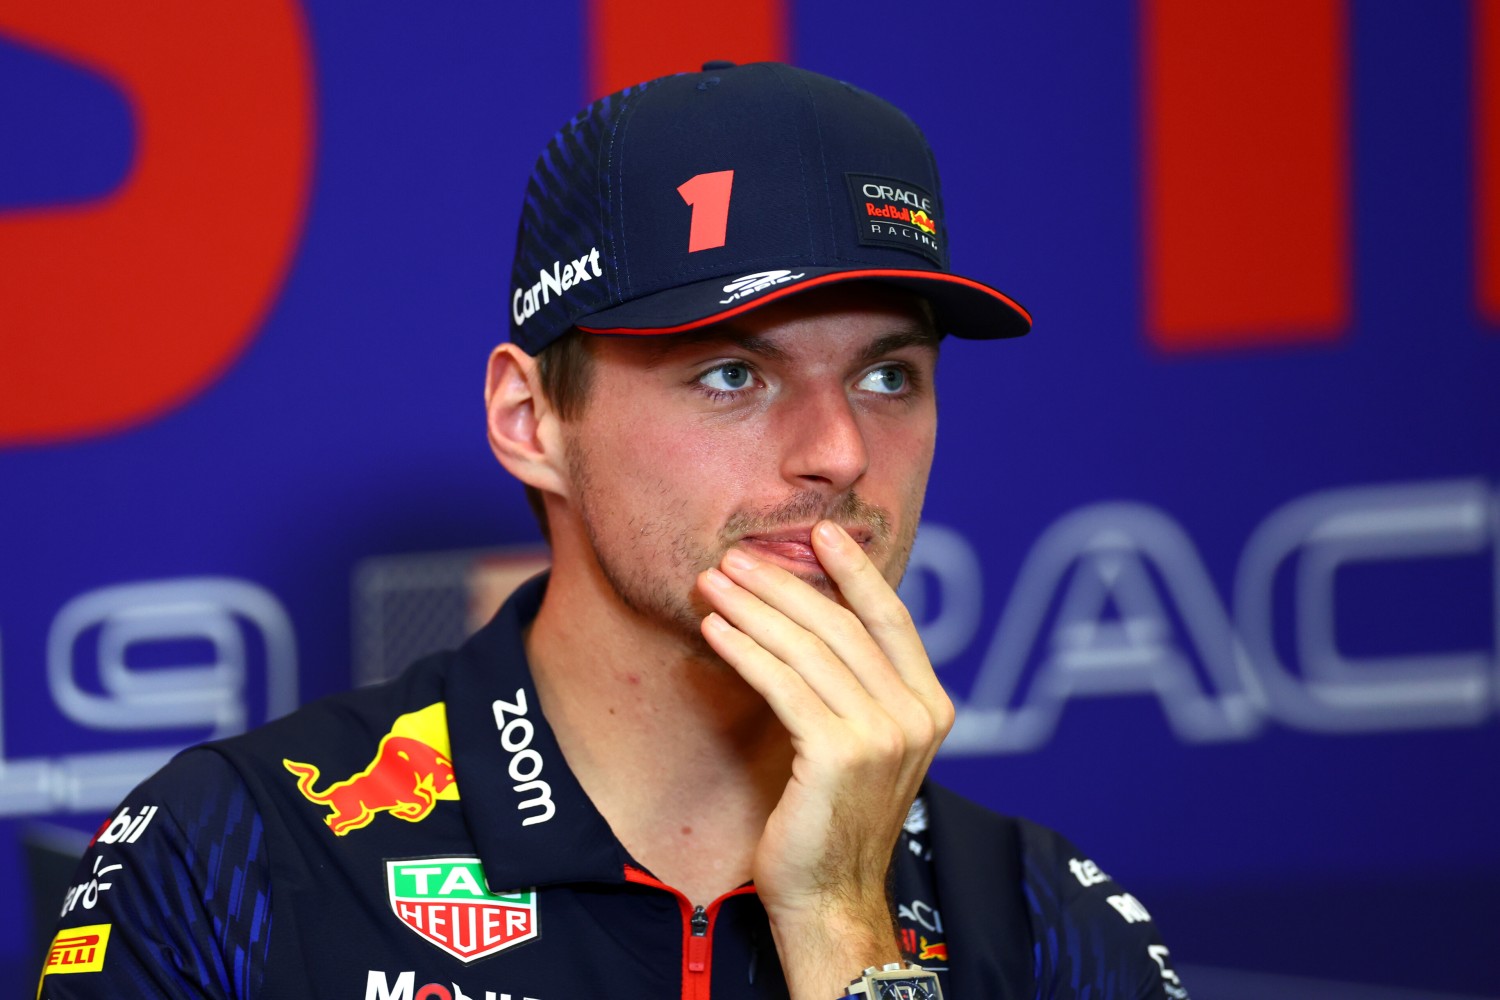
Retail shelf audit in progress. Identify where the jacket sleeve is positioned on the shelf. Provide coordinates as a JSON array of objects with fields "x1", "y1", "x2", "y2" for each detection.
[
  {"x1": 1019, "y1": 822, "x2": 1189, "y2": 1000},
  {"x1": 37, "y1": 749, "x2": 272, "y2": 1000}
]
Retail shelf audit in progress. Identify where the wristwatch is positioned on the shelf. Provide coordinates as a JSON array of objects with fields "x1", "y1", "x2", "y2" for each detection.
[{"x1": 842, "y1": 962, "x2": 943, "y2": 999}]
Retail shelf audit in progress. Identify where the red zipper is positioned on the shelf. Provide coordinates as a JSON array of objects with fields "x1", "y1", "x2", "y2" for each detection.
[{"x1": 624, "y1": 865, "x2": 757, "y2": 1000}]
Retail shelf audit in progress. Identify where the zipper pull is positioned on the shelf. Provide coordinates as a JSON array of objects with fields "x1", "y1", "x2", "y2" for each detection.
[{"x1": 687, "y1": 905, "x2": 709, "y2": 973}]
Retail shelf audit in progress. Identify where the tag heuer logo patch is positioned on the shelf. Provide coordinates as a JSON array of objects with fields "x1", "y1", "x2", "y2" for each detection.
[{"x1": 386, "y1": 857, "x2": 537, "y2": 962}]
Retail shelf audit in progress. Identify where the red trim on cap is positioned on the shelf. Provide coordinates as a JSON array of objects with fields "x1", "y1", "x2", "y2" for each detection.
[{"x1": 575, "y1": 269, "x2": 1032, "y2": 336}]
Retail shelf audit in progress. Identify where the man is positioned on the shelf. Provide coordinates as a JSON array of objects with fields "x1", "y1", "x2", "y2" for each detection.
[{"x1": 41, "y1": 62, "x2": 1187, "y2": 999}]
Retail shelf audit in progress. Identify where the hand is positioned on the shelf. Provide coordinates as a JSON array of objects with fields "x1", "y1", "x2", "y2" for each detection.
[{"x1": 696, "y1": 520, "x2": 955, "y2": 999}]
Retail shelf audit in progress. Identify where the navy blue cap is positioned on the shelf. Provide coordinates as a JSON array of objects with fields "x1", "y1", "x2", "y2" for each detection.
[{"x1": 508, "y1": 61, "x2": 1031, "y2": 354}]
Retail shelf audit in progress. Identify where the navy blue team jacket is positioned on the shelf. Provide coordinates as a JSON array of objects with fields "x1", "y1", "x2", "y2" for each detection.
[{"x1": 40, "y1": 574, "x2": 1188, "y2": 999}]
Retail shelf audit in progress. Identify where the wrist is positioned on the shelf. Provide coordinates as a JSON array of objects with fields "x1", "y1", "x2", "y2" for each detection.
[{"x1": 766, "y1": 903, "x2": 902, "y2": 1000}]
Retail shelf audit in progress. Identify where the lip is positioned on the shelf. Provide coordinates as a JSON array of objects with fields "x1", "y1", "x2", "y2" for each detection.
[
  {"x1": 740, "y1": 524, "x2": 874, "y2": 547},
  {"x1": 736, "y1": 524, "x2": 874, "y2": 571},
  {"x1": 738, "y1": 536, "x2": 819, "y2": 568}
]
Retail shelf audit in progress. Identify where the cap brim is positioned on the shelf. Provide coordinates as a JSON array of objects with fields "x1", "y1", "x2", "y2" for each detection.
[{"x1": 573, "y1": 267, "x2": 1031, "y2": 340}]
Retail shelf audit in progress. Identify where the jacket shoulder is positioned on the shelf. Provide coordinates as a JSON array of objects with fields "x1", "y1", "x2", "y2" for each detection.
[
  {"x1": 923, "y1": 784, "x2": 1189, "y2": 999},
  {"x1": 40, "y1": 749, "x2": 271, "y2": 998},
  {"x1": 209, "y1": 649, "x2": 454, "y2": 778}
]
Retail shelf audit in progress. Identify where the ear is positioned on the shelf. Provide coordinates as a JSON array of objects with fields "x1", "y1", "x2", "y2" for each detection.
[{"x1": 484, "y1": 343, "x2": 568, "y2": 497}]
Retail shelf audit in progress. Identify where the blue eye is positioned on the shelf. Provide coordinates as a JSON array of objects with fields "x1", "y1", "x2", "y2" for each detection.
[
  {"x1": 858, "y1": 366, "x2": 907, "y2": 394},
  {"x1": 699, "y1": 363, "x2": 753, "y2": 392}
]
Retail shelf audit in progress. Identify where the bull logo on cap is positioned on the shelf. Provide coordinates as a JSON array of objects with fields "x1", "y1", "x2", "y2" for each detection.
[{"x1": 909, "y1": 209, "x2": 937, "y2": 236}]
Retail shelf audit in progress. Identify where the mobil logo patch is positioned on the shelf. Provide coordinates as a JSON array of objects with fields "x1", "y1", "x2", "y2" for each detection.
[
  {"x1": 93, "y1": 804, "x2": 157, "y2": 846},
  {"x1": 386, "y1": 857, "x2": 537, "y2": 962}
]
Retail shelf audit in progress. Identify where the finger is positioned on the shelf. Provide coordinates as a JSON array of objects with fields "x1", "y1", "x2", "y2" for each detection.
[
  {"x1": 714, "y1": 554, "x2": 948, "y2": 767},
  {"x1": 704, "y1": 564, "x2": 947, "y2": 769},
  {"x1": 804, "y1": 528, "x2": 956, "y2": 747},
  {"x1": 810, "y1": 521, "x2": 948, "y2": 705},
  {"x1": 699, "y1": 611, "x2": 839, "y2": 741},
  {"x1": 713, "y1": 553, "x2": 913, "y2": 709},
  {"x1": 699, "y1": 568, "x2": 878, "y2": 717},
  {"x1": 702, "y1": 610, "x2": 923, "y2": 793}
]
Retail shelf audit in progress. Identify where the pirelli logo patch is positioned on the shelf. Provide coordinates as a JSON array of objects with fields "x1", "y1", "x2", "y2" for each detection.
[
  {"x1": 847, "y1": 173, "x2": 943, "y2": 265},
  {"x1": 38, "y1": 924, "x2": 111, "y2": 995}
]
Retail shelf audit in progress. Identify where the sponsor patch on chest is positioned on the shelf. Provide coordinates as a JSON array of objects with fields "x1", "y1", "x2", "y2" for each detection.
[{"x1": 386, "y1": 857, "x2": 538, "y2": 962}]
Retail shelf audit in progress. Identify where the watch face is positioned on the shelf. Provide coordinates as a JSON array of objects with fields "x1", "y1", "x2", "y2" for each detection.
[{"x1": 874, "y1": 979, "x2": 939, "y2": 1000}]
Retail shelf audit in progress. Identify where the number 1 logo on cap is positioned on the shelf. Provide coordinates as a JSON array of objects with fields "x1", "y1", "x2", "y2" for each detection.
[{"x1": 678, "y1": 170, "x2": 734, "y2": 252}]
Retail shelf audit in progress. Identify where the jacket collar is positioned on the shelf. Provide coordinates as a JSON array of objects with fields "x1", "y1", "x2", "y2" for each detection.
[{"x1": 446, "y1": 572, "x2": 633, "y2": 890}]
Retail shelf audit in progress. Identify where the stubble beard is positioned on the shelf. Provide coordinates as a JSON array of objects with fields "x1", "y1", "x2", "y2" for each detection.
[{"x1": 567, "y1": 442, "x2": 921, "y2": 645}]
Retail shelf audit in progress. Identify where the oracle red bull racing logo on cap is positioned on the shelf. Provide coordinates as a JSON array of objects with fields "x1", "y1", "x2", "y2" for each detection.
[
  {"x1": 283, "y1": 703, "x2": 459, "y2": 836},
  {"x1": 846, "y1": 173, "x2": 943, "y2": 265},
  {"x1": 387, "y1": 857, "x2": 538, "y2": 962}
]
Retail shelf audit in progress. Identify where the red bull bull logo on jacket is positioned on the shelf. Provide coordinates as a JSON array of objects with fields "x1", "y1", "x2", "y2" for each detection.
[
  {"x1": 283, "y1": 703, "x2": 459, "y2": 835},
  {"x1": 386, "y1": 857, "x2": 538, "y2": 962}
]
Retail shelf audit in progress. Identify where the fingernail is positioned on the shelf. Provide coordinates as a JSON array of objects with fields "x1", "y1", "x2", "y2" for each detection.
[
  {"x1": 815, "y1": 521, "x2": 845, "y2": 547},
  {"x1": 703, "y1": 612, "x2": 732, "y2": 632},
  {"x1": 703, "y1": 567, "x2": 733, "y2": 589},
  {"x1": 723, "y1": 548, "x2": 758, "y2": 572}
]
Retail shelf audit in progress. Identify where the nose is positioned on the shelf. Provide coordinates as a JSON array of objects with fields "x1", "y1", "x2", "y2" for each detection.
[{"x1": 778, "y1": 385, "x2": 869, "y2": 494}]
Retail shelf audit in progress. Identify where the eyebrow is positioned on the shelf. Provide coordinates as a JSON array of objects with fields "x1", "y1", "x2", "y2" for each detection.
[
  {"x1": 637, "y1": 327, "x2": 790, "y2": 367},
  {"x1": 855, "y1": 330, "x2": 942, "y2": 366},
  {"x1": 641, "y1": 325, "x2": 939, "y2": 368}
]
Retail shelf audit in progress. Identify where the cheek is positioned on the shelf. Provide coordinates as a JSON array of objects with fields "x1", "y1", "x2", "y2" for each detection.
[
  {"x1": 576, "y1": 408, "x2": 766, "y2": 521},
  {"x1": 868, "y1": 409, "x2": 937, "y2": 486},
  {"x1": 669, "y1": 422, "x2": 769, "y2": 494}
]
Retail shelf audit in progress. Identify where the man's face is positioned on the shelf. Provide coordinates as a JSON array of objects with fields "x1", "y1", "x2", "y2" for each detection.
[{"x1": 558, "y1": 285, "x2": 940, "y2": 637}]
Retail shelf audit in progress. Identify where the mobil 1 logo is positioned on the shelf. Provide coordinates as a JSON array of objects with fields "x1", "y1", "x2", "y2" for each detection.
[{"x1": 95, "y1": 804, "x2": 158, "y2": 846}]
